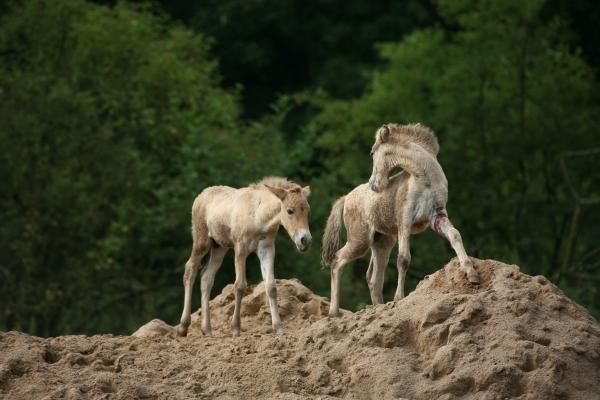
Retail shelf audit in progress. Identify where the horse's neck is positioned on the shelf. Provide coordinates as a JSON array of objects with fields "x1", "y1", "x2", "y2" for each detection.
[{"x1": 394, "y1": 141, "x2": 446, "y2": 183}]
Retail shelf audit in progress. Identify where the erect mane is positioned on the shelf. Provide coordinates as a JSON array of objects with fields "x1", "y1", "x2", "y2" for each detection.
[
  {"x1": 250, "y1": 176, "x2": 301, "y2": 192},
  {"x1": 385, "y1": 123, "x2": 440, "y2": 156}
]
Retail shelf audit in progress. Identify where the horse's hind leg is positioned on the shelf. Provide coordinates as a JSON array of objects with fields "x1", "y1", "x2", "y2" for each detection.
[
  {"x1": 329, "y1": 240, "x2": 369, "y2": 317},
  {"x1": 177, "y1": 222, "x2": 211, "y2": 337},
  {"x1": 200, "y1": 245, "x2": 228, "y2": 336},
  {"x1": 231, "y1": 244, "x2": 249, "y2": 337},
  {"x1": 367, "y1": 233, "x2": 396, "y2": 305},
  {"x1": 366, "y1": 255, "x2": 375, "y2": 299},
  {"x1": 433, "y1": 209, "x2": 479, "y2": 284}
]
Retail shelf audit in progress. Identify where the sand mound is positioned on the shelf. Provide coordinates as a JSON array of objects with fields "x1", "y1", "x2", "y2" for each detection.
[
  {"x1": 186, "y1": 278, "x2": 344, "y2": 336},
  {"x1": 131, "y1": 278, "x2": 342, "y2": 339},
  {"x1": 1, "y1": 259, "x2": 599, "y2": 399}
]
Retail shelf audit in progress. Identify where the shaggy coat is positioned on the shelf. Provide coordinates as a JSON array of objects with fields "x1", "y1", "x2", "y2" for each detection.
[{"x1": 322, "y1": 124, "x2": 478, "y2": 316}]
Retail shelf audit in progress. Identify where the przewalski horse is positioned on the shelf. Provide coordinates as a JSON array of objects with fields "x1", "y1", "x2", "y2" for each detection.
[
  {"x1": 322, "y1": 123, "x2": 478, "y2": 317},
  {"x1": 177, "y1": 177, "x2": 312, "y2": 337}
]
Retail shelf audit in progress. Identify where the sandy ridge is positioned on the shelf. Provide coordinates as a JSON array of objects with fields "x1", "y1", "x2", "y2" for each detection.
[{"x1": 1, "y1": 258, "x2": 599, "y2": 399}]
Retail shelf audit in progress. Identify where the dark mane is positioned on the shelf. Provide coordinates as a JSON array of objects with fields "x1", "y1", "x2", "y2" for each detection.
[{"x1": 386, "y1": 123, "x2": 440, "y2": 156}]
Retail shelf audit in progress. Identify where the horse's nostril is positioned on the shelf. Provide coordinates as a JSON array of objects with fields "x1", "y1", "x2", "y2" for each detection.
[{"x1": 301, "y1": 236, "x2": 309, "y2": 246}]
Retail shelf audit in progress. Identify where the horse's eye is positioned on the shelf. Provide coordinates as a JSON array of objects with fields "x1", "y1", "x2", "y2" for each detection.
[
  {"x1": 370, "y1": 150, "x2": 374, "y2": 157},
  {"x1": 287, "y1": 209, "x2": 294, "y2": 215}
]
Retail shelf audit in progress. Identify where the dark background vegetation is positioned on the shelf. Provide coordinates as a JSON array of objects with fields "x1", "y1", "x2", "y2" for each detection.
[{"x1": 1, "y1": 0, "x2": 598, "y2": 336}]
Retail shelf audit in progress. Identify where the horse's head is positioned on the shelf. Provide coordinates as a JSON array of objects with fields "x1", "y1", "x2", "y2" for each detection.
[
  {"x1": 368, "y1": 124, "x2": 398, "y2": 192},
  {"x1": 368, "y1": 123, "x2": 439, "y2": 192},
  {"x1": 265, "y1": 185, "x2": 312, "y2": 252}
]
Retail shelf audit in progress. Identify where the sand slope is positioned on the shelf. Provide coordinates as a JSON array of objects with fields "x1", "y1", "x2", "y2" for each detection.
[{"x1": 1, "y1": 259, "x2": 599, "y2": 399}]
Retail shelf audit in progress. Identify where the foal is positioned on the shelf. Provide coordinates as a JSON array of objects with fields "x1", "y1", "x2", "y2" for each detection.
[
  {"x1": 177, "y1": 177, "x2": 312, "y2": 337},
  {"x1": 322, "y1": 123, "x2": 478, "y2": 317}
]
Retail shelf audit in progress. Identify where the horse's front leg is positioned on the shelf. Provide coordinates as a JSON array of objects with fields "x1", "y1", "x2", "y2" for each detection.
[
  {"x1": 368, "y1": 233, "x2": 396, "y2": 305},
  {"x1": 257, "y1": 238, "x2": 282, "y2": 334},
  {"x1": 395, "y1": 199, "x2": 415, "y2": 301},
  {"x1": 432, "y1": 208, "x2": 479, "y2": 284},
  {"x1": 395, "y1": 230, "x2": 411, "y2": 301},
  {"x1": 231, "y1": 245, "x2": 249, "y2": 337}
]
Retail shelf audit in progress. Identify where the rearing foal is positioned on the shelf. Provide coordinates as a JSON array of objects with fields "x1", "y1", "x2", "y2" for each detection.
[{"x1": 177, "y1": 177, "x2": 312, "y2": 337}]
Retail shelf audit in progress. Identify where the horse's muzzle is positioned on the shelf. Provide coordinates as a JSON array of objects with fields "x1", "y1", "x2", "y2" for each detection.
[
  {"x1": 369, "y1": 176, "x2": 379, "y2": 192},
  {"x1": 295, "y1": 231, "x2": 312, "y2": 252}
]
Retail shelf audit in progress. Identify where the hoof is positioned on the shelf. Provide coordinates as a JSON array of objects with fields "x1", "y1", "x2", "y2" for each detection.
[
  {"x1": 176, "y1": 325, "x2": 188, "y2": 337},
  {"x1": 468, "y1": 273, "x2": 480, "y2": 284},
  {"x1": 328, "y1": 309, "x2": 341, "y2": 318},
  {"x1": 231, "y1": 328, "x2": 240, "y2": 337},
  {"x1": 370, "y1": 295, "x2": 383, "y2": 305},
  {"x1": 275, "y1": 327, "x2": 284, "y2": 335},
  {"x1": 201, "y1": 327, "x2": 212, "y2": 337}
]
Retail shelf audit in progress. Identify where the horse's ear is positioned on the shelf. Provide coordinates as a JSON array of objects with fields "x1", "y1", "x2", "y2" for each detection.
[
  {"x1": 377, "y1": 125, "x2": 390, "y2": 142},
  {"x1": 301, "y1": 186, "x2": 311, "y2": 198},
  {"x1": 264, "y1": 184, "x2": 287, "y2": 200}
]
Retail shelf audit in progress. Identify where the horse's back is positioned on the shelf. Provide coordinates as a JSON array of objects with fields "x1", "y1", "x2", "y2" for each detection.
[
  {"x1": 193, "y1": 185, "x2": 281, "y2": 246},
  {"x1": 192, "y1": 185, "x2": 235, "y2": 215},
  {"x1": 199, "y1": 185, "x2": 237, "y2": 201}
]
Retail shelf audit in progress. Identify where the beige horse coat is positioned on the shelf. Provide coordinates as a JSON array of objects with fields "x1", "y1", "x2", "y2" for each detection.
[
  {"x1": 322, "y1": 123, "x2": 478, "y2": 317},
  {"x1": 177, "y1": 177, "x2": 311, "y2": 337}
]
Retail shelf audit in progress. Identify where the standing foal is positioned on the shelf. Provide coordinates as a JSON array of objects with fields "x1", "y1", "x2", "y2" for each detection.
[{"x1": 177, "y1": 177, "x2": 311, "y2": 337}]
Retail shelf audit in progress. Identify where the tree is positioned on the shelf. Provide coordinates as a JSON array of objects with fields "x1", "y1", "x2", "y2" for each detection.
[{"x1": 0, "y1": 0, "x2": 290, "y2": 335}]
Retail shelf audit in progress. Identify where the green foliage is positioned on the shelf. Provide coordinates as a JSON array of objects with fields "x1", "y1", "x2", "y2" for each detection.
[
  {"x1": 0, "y1": 0, "x2": 290, "y2": 335},
  {"x1": 184, "y1": 0, "x2": 436, "y2": 116}
]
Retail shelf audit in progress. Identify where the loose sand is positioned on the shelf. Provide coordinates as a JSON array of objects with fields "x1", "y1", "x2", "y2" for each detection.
[{"x1": 1, "y1": 258, "x2": 599, "y2": 399}]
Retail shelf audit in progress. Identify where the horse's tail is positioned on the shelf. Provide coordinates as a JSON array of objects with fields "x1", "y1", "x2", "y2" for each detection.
[{"x1": 321, "y1": 196, "x2": 345, "y2": 267}]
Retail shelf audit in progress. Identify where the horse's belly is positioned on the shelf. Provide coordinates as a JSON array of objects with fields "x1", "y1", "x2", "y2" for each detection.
[
  {"x1": 205, "y1": 214, "x2": 235, "y2": 248},
  {"x1": 410, "y1": 219, "x2": 429, "y2": 234},
  {"x1": 375, "y1": 219, "x2": 398, "y2": 236},
  {"x1": 374, "y1": 216, "x2": 428, "y2": 236},
  {"x1": 373, "y1": 188, "x2": 434, "y2": 236}
]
